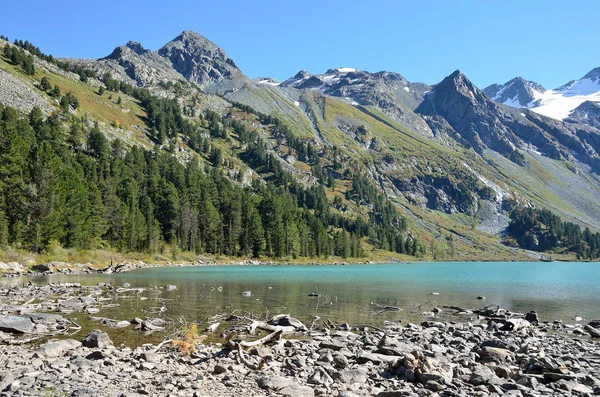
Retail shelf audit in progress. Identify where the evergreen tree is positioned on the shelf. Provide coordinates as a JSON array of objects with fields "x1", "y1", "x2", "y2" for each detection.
[{"x1": 40, "y1": 77, "x2": 51, "y2": 91}]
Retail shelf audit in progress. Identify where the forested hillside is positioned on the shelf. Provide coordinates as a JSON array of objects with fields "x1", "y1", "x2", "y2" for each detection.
[
  {"x1": 2, "y1": 31, "x2": 600, "y2": 264},
  {"x1": 0, "y1": 100, "x2": 428, "y2": 259}
]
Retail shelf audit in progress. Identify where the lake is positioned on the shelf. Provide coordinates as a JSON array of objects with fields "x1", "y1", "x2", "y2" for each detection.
[{"x1": 13, "y1": 262, "x2": 600, "y2": 329}]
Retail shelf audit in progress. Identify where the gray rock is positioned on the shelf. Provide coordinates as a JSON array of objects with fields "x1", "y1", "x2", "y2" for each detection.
[
  {"x1": 585, "y1": 324, "x2": 600, "y2": 338},
  {"x1": 82, "y1": 329, "x2": 113, "y2": 348},
  {"x1": 213, "y1": 364, "x2": 227, "y2": 375},
  {"x1": 270, "y1": 314, "x2": 308, "y2": 331},
  {"x1": 0, "y1": 316, "x2": 34, "y2": 334},
  {"x1": 524, "y1": 311, "x2": 539, "y2": 323},
  {"x1": 319, "y1": 340, "x2": 345, "y2": 351},
  {"x1": 332, "y1": 368, "x2": 368, "y2": 384},
  {"x1": 164, "y1": 284, "x2": 178, "y2": 291},
  {"x1": 470, "y1": 365, "x2": 496, "y2": 385},
  {"x1": 333, "y1": 353, "x2": 349, "y2": 369},
  {"x1": 34, "y1": 339, "x2": 81, "y2": 358},
  {"x1": 140, "y1": 351, "x2": 160, "y2": 363},
  {"x1": 257, "y1": 376, "x2": 293, "y2": 391},
  {"x1": 279, "y1": 384, "x2": 315, "y2": 397}
]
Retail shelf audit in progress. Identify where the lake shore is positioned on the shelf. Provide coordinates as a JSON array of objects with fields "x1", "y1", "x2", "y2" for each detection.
[
  {"x1": 0, "y1": 281, "x2": 599, "y2": 396},
  {"x1": 0, "y1": 257, "x2": 394, "y2": 278}
]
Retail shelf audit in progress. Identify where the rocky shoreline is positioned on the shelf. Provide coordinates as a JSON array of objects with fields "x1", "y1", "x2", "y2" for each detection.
[
  {"x1": 0, "y1": 281, "x2": 598, "y2": 396},
  {"x1": 0, "y1": 259, "x2": 383, "y2": 278}
]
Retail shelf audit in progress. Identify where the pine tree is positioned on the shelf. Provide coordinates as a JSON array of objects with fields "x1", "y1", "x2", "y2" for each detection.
[{"x1": 40, "y1": 77, "x2": 51, "y2": 91}]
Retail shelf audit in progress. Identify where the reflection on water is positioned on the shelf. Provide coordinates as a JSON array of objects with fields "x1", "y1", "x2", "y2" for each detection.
[{"x1": 3, "y1": 262, "x2": 600, "y2": 346}]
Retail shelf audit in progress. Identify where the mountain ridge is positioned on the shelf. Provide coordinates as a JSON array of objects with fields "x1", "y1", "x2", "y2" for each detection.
[{"x1": 2, "y1": 31, "x2": 600, "y2": 262}]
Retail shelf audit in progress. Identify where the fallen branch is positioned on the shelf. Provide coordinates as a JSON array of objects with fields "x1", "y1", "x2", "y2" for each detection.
[
  {"x1": 153, "y1": 339, "x2": 173, "y2": 353},
  {"x1": 249, "y1": 321, "x2": 295, "y2": 335},
  {"x1": 239, "y1": 329, "x2": 283, "y2": 348},
  {"x1": 234, "y1": 342, "x2": 266, "y2": 370}
]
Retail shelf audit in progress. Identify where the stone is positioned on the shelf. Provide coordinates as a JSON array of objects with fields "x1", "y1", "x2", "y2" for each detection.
[
  {"x1": 140, "y1": 352, "x2": 160, "y2": 363},
  {"x1": 141, "y1": 320, "x2": 164, "y2": 331},
  {"x1": 524, "y1": 311, "x2": 539, "y2": 323},
  {"x1": 319, "y1": 340, "x2": 345, "y2": 351},
  {"x1": 241, "y1": 290, "x2": 252, "y2": 297},
  {"x1": 0, "y1": 316, "x2": 34, "y2": 334},
  {"x1": 270, "y1": 314, "x2": 308, "y2": 331},
  {"x1": 34, "y1": 339, "x2": 82, "y2": 358},
  {"x1": 333, "y1": 353, "x2": 349, "y2": 369},
  {"x1": 585, "y1": 324, "x2": 600, "y2": 338},
  {"x1": 213, "y1": 364, "x2": 227, "y2": 375},
  {"x1": 333, "y1": 368, "x2": 368, "y2": 384},
  {"x1": 82, "y1": 330, "x2": 113, "y2": 348},
  {"x1": 279, "y1": 384, "x2": 315, "y2": 397},
  {"x1": 85, "y1": 351, "x2": 107, "y2": 361},
  {"x1": 257, "y1": 376, "x2": 293, "y2": 391},
  {"x1": 425, "y1": 380, "x2": 446, "y2": 391},
  {"x1": 480, "y1": 346, "x2": 513, "y2": 363},
  {"x1": 470, "y1": 365, "x2": 496, "y2": 385},
  {"x1": 164, "y1": 284, "x2": 177, "y2": 291},
  {"x1": 517, "y1": 376, "x2": 538, "y2": 389}
]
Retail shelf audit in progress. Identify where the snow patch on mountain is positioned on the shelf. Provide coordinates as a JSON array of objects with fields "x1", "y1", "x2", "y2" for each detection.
[{"x1": 486, "y1": 68, "x2": 600, "y2": 121}]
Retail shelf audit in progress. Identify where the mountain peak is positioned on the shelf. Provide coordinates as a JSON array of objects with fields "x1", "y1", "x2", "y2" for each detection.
[
  {"x1": 125, "y1": 40, "x2": 149, "y2": 55},
  {"x1": 158, "y1": 30, "x2": 243, "y2": 88},
  {"x1": 483, "y1": 76, "x2": 545, "y2": 107},
  {"x1": 582, "y1": 67, "x2": 600, "y2": 82}
]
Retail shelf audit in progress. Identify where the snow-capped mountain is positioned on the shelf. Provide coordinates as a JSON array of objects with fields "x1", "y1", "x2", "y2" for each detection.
[
  {"x1": 485, "y1": 68, "x2": 600, "y2": 121},
  {"x1": 483, "y1": 77, "x2": 546, "y2": 107}
]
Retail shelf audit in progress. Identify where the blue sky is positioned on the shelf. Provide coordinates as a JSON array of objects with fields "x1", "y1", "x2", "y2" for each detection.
[{"x1": 2, "y1": 0, "x2": 599, "y2": 89}]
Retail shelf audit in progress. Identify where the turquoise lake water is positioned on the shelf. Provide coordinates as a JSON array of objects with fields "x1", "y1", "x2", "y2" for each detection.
[{"x1": 22, "y1": 261, "x2": 600, "y2": 327}]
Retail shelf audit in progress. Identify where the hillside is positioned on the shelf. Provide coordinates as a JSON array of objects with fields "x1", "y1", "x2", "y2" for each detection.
[{"x1": 1, "y1": 31, "x2": 600, "y2": 264}]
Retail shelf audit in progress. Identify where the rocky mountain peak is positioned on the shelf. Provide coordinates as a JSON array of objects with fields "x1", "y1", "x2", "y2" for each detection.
[
  {"x1": 125, "y1": 41, "x2": 149, "y2": 55},
  {"x1": 434, "y1": 70, "x2": 486, "y2": 102},
  {"x1": 582, "y1": 67, "x2": 600, "y2": 82},
  {"x1": 483, "y1": 76, "x2": 545, "y2": 107},
  {"x1": 157, "y1": 30, "x2": 244, "y2": 88}
]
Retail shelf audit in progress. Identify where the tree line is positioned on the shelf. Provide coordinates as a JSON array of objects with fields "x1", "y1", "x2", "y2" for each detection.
[
  {"x1": 507, "y1": 206, "x2": 600, "y2": 259},
  {"x1": 0, "y1": 104, "x2": 366, "y2": 259}
]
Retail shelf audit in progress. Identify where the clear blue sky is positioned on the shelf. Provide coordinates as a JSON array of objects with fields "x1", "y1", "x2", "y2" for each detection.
[{"x1": 3, "y1": 0, "x2": 599, "y2": 89}]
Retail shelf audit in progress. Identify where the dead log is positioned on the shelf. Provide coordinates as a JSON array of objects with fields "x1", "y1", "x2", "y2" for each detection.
[{"x1": 239, "y1": 329, "x2": 283, "y2": 348}]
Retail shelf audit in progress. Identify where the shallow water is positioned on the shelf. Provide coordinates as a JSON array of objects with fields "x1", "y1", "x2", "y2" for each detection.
[{"x1": 4, "y1": 261, "x2": 600, "y2": 345}]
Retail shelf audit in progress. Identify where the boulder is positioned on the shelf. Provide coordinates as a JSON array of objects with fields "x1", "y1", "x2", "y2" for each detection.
[
  {"x1": 0, "y1": 316, "x2": 34, "y2": 334},
  {"x1": 34, "y1": 339, "x2": 81, "y2": 358},
  {"x1": 470, "y1": 365, "x2": 496, "y2": 385},
  {"x1": 585, "y1": 324, "x2": 600, "y2": 338},
  {"x1": 524, "y1": 311, "x2": 539, "y2": 323},
  {"x1": 257, "y1": 376, "x2": 293, "y2": 391},
  {"x1": 164, "y1": 284, "x2": 178, "y2": 291},
  {"x1": 270, "y1": 314, "x2": 307, "y2": 331},
  {"x1": 332, "y1": 368, "x2": 368, "y2": 384},
  {"x1": 82, "y1": 329, "x2": 113, "y2": 348}
]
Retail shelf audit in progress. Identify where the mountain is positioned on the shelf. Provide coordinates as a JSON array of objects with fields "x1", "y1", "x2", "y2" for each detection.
[
  {"x1": 483, "y1": 77, "x2": 545, "y2": 107},
  {"x1": 565, "y1": 100, "x2": 600, "y2": 129},
  {"x1": 279, "y1": 68, "x2": 433, "y2": 136},
  {"x1": 2, "y1": 31, "x2": 600, "y2": 262},
  {"x1": 69, "y1": 31, "x2": 248, "y2": 91},
  {"x1": 157, "y1": 30, "x2": 247, "y2": 90},
  {"x1": 486, "y1": 68, "x2": 600, "y2": 122},
  {"x1": 417, "y1": 70, "x2": 600, "y2": 166}
]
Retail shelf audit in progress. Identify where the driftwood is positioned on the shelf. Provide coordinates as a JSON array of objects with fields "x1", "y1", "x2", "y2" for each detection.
[
  {"x1": 234, "y1": 342, "x2": 266, "y2": 370},
  {"x1": 372, "y1": 303, "x2": 403, "y2": 316},
  {"x1": 239, "y1": 329, "x2": 283, "y2": 348},
  {"x1": 249, "y1": 321, "x2": 295, "y2": 335},
  {"x1": 152, "y1": 339, "x2": 173, "y2": 353},
  {"x1": 207, "y1": 322, "x2": 220, "y2": 333}
]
